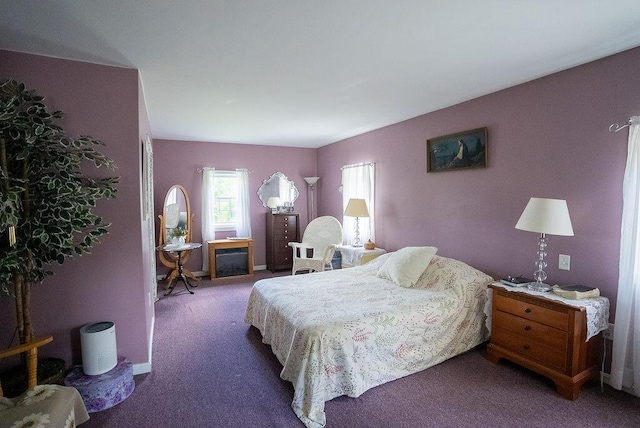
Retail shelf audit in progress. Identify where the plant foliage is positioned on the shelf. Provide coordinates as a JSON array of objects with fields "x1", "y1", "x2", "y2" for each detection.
[{"x1": 0, "y1": 78, "x2": 118, "y2": 343}]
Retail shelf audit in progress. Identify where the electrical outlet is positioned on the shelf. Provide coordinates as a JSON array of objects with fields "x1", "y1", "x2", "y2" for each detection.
[
  {"x1": 603, "y1": 322, "x2": 614, "y2": 340},
  {"x1": 559, "y1": 254, "x2": 571, "y2": 271}
]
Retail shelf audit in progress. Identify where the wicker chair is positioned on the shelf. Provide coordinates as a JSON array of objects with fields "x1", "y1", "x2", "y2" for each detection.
[
  {"x1": 0, "y1": 336, "x2": 90, "y2": 427},
  {"x1": 288, "y1": 216, "x2": 343, "y2": 275}
]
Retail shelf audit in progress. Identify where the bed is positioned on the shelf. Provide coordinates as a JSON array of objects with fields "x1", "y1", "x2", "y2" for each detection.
[{"x1": 244, "y1": 247, "x2": 493, "y2": 428}]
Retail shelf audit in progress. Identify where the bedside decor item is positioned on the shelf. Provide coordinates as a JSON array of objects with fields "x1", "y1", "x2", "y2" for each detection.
[
  {"x1": 427, "y1": 127, "x2": 487, "y2": 172},
  {"x1": 515, "y1": 197, "x2": 574, "y2": 292},
  {"x1": 552, "y1": 284, "x2": 600, "y2": 300},
  {"x1": 364, "y1": 239, "x2": 375, "y2": 250},
  {"x1": 344, "y1": 198, "x2": 369, "y2": 247}
]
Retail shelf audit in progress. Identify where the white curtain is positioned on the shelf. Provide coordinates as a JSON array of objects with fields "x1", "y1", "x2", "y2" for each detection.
[
  {"x1": 611, "y1": 116, "x2": 640, "y2": 396},
  {"x1": 236, "y1": 168, "x2": 252, "y2": 238},
  {"x1": 201, "y1": 167, "x2": 216, "y2": 272},
  {"x1": 342, "y1": 162, "x2": 375, "y2": 245}
]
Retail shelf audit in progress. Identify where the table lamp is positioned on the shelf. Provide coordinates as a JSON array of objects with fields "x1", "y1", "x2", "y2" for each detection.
[
  {"x1": 344, "y1": 198, "x2": 370, "y2": 247},
  {"x1": 515, "y1": 197, "x2": 574, "y2": 292},
  {"x1": 267, "y1": 196, "x2": 282, "y2": 214}
]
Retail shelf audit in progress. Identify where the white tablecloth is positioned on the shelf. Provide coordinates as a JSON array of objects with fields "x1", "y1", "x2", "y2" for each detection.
[{"x1": 484, "y1": 282, "x2": 609, "y2": 341}]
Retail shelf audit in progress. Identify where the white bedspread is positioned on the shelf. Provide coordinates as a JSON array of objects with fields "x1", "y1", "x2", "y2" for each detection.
[{"x1": 244, "y1": 255, "x2": 493, "y2": 428}]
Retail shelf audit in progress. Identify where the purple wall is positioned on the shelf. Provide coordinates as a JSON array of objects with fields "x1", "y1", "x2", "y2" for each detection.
[
  {"x1": 153, "y1": 140, "x2": 317, "y2": 272},
  {"x1": 0, "y1": 51, "x2": 152, "y2": 369},
  {"x1": 3, "y1": 44, "x2": 637, "y2": 372},
  {"x1": 318, "y1": 47, "x2": 640, "y2": 319}
]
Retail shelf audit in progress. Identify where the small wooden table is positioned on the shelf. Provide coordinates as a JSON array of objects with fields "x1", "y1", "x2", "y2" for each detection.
[
  {"x1": 160, "y1": 242, "x2": 202, "y2": 295},
  {"x1": 208, "y1": 238, "x2": 254, "y2": 279}
]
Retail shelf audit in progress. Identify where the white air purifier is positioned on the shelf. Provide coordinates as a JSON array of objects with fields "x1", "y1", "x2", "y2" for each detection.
[{"x1": 80, "y1": 321, "x2": 117, "y2": 376}]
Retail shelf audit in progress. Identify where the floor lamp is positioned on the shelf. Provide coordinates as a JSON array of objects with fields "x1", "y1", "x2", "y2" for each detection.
[{"x1": 304, "y1": 177, "x2": 319, "y2": 220}]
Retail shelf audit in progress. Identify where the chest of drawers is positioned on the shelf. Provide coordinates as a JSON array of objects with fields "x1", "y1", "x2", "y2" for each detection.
[
  {"x1": 265, "y1": 213, "x2": 300, "y2": 272},
  {"x1": 485, "y1": 284, "x2": 601, "y2": 400}
]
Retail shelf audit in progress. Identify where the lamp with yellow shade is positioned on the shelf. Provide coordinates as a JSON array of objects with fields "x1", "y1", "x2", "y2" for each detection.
[{"x1": 344, "y1": 198, "x2": 370, "y2": 247}]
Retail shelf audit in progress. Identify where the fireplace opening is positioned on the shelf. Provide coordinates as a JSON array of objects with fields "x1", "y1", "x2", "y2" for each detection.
[{"x1": 215, "y1": 247, "x2": 249, "y2": 278}]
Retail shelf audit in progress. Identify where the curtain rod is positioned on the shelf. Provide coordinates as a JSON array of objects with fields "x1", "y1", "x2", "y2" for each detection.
[
  {"x1": 609, "y1": 120, "x2": 631, "y2": 133},
  {"x1": 197, "y1": 167, "x2": 252, "y2": 173},
  {"x1": 341, "y1": 162, "x2": 374, "y2": 170}
]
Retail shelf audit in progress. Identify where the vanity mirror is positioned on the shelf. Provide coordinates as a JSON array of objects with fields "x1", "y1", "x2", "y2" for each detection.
[
  {"x1": 158, "y1": 185, "x2": 197, "y2": 281},
  {"x1": 257, "y1": 172, "x2": 299, "y2": 210}
]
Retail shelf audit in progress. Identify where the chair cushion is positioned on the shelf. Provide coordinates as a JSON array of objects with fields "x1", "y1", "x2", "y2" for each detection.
[{"x1": 0, "y1": 385, "x2": 90, "y2": 428}]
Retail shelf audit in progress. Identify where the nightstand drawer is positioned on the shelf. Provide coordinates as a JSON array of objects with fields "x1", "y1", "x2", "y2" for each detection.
[
  {"x1": 494, "y1": 292, "x2": 569, "y2": 330},
  {"x1": 493, "y1": 310, "x2": 568, "y2": 350},
  {"x1": 492, "y1": 327, "x2": 567, "y2": 371}
]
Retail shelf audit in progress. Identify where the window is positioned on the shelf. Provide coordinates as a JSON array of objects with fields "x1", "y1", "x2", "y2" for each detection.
[
  {"x1": 341, "y1": 162, "x2": 375, "y2": 245},
  {"x1": 202, "y1": 167, "x2": 252, "y2": 272},
  {"x1": 212, "y1": 170, "x2": 238, "y2": 231}
]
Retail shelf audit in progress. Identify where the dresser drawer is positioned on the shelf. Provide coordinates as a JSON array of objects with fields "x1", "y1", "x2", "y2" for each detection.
[
  {"x1": 494, "y1": 292, "x2": 568, "y2": 330},
  {"x1": 492, "y1": 326, "x2": 567, "y2": 371},
  {"x1": 493, "y1": 310, "x2": 568, "y2": 351},
  {"x1": 273, "y1": 230, "x2": 296, "y2": 241},
  {"x1": 273, "y1": 215, "x2": 297, "y2": 227}
]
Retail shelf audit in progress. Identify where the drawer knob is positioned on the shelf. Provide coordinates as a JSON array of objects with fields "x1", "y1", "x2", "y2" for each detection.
[
  {"x1": 523, "y1": 344, "x2": 530, "y2": 350},
  {"x1": 524, "y1": 325, "x2": 531, "y2": 331},
  {"x1": 524, "y1": 308, "x2": 532, "y2": 313}
]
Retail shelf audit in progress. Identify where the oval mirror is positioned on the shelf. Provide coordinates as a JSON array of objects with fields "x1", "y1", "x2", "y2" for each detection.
[
  {"x1": 257, "y1": 172, "x2": 299, "y2": 208},
  {"x1": 162, "y1": 184, "x2": 191, "y2": 244}
]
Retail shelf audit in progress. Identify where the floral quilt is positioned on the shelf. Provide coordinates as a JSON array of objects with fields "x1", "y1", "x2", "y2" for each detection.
[{"x1": 244, "y1": 254, "x2": 493, "y2": 428}]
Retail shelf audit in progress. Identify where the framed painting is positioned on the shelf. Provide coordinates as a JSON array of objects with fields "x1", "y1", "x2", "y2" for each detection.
[{"x1": 427, "y1": 127, "x2": 488, "y2": 172}]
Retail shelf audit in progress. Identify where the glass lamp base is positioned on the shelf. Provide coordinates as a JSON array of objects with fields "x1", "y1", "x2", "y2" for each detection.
[{"x1": 526, "y1": 282, "x2": 552, "y2": 292}]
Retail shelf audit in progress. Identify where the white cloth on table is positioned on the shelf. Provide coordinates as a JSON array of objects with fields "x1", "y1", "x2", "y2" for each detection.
[{"x1": 484, "y1": 282, "x2": 609, "y2": 341}]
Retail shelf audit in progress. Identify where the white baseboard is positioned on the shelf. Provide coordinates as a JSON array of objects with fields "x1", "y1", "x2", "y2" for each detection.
[
  {"x1": 156, "y1": 266, "x2": 265, "y2": 280},
  {"x1": 132, "y1": 315, "x2": 154, "y2": 375},
  {"x1": 133, "y1": 361, "x2": 152, "y2": 375}
]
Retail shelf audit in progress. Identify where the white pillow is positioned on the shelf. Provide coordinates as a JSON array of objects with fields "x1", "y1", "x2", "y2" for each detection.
[{"x1": 377, "y1": 246, "x2": 438, "y2": 288}]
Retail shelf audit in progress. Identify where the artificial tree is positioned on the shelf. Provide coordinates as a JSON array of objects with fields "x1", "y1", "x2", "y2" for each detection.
[{"x1": 0, "y1": 78, "x2": 118, "y2": 346}]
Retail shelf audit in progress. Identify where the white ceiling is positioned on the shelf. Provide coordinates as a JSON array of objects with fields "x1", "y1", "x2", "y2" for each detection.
[{"x1": 2, "y1": 1, "x2": 640, "y2": 148}]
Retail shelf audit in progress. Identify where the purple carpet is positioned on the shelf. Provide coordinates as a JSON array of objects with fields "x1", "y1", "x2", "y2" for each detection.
[{"x1": 84, "y1": 271, "x2": 640, "y2": 427}]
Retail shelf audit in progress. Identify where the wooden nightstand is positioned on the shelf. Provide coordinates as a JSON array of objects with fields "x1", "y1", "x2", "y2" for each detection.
[{"x1": 485, "y1": 284, "x2": 603, "y2": 400}]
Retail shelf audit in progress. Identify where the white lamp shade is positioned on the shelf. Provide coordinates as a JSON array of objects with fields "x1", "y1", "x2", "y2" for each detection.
[
  {"x1": 515, "y1": 197, "x2": 574, "y2": 236},
  {"x1": 304, "y1": 176, "x2": 320, "y2": 185},
  {"x1": 266, "y1": 196, "x2": 282, "y2": 208},
  {"x1": 344, "y1": 198, "x2": 370, "y2": 218}
]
